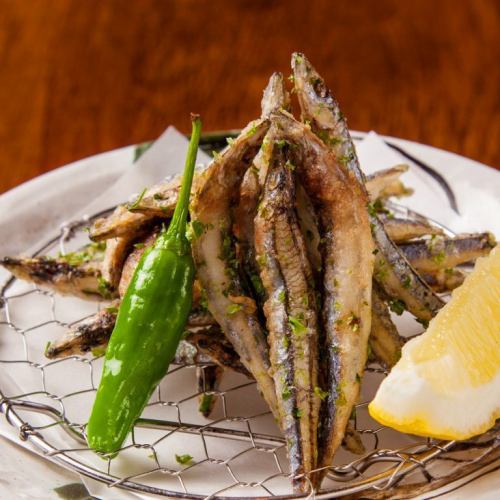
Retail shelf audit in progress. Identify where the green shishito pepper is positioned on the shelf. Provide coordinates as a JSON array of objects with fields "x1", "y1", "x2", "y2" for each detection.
[{"x1": 87, "y1": 115, "x2": 202, "y2": 455}]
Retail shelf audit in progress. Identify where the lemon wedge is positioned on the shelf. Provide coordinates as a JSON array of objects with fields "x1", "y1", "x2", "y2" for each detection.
[{"x1": 369, "y1": 245, "x2": 500, "y2": 440}]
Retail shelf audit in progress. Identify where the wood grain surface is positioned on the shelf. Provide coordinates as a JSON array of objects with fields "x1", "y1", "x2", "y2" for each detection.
[{"x1": 0, "y1": 0, "x2": 498, "y2": 193}]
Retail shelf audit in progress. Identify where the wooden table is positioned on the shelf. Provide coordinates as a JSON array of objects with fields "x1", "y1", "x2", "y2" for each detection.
[{"x1": 0, "y1": 0, "x2": 498, "y2": 193}]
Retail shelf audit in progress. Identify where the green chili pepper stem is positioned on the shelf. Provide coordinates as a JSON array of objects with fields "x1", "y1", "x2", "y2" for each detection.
[{"x1": 161, "y1": 114, "x2": 202, "y2": 255}]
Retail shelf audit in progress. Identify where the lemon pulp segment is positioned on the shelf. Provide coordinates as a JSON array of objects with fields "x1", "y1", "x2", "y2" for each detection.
[{"x1": 369, "y1": 245, "x2": 500, "y2": 440}]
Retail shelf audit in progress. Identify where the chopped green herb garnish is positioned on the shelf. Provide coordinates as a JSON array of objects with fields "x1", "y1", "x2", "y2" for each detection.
[
  {"x1": 372, "y1": 198, "x2": 390, "y2": 215},
  {"x1": 374, "y1": 259, "x2": 388, "y2": 282},
  {"x1": 336, "y1": 386, "x2": 347, "y2": 406},
  {"x1": 175, "y1": 454, "x2": 193, "y2": 465},
  {"x1": 91, "y1": 346, "x2": 107, "y2": 357},
  {"x1": 282, "y1": 386, "x2": 292, "y2": 400},
  {"x1": 250, "y1": 164, "x2": 259, "y2": 175},
  {"x1": 133, "y1": 142, "x2": 153, "y2": 162},
  {"x1": 294, "y1": 407, "x2": 303, "y2": 418},
  {"x1": 314, "y1": 386, "x2": 328, "y2": 400},
  {"x1": 133, "y1": 242, "x2": 145, "y2": 249},
  {"x1": 189, "y1": 220, "x2": 208, "y2": 240},
  {"x1": 199, "y1": 288, "x2": 209, "y2": 312},
  {"x1": 367, "y1": 202, "x2": 377, "y2": 217},
  {"x1": 198, "y1": 394, "x2": 214, "y2": 415},
  {"x1": 278, "y1": 290, "x2": 286, "y2": 304},
  {"x1": 338, "y1": 155, "x2": 351, "y2": 165},
  {"x1": 153, "y1": 193, "x2": 164, "y2": 201},
  {"x1": 97, "y1": 277, "x2": 113, "y2": 299},
  {"x1": 416, "y1": 318, "x2": 429, "y2": 329},
  {"x1": 127, "y1": 188, "x2": 147, "y2": 210},
  {"x1": 258, "y1": 203, "x2": 269, "y2": 218},
  {"x1": 106, "y1": 306, "x2": 119, "y2": 314},
  {"x1": 289, "y1": 316, "x2": 307, "y2": 336},
  {"x1": 90, "y1": 241, "x2": 106, "y2": 252},
  {"x1": 218, "y1": 230, "x2": 239, "y2": 280},
  {"x1": 347, "y1": 313, "x2": 360, "y2": 332},
  {"x1": 247, "y1": 121, "x2": 258, "y2": 137},
  {"x1": 57, "y1": 252, "x2": 86, "y2": 266},
  {"x1": 57, "y1": 241, "x2": 106, "y2": 267},
  {"x1": 317, "y1": 129, "x2": 329, "y2": 143},
  {"x1": 227, "y1": 303, "x2": 243, "y2": 315},
  {"x1": 432, "y1": 251, "x2": 446, "y2": 265},
  {"x1": 402, "y1": 275, "x2": 412, "y2": 289},
  {"x1": 250, "y1": 273, "x2": 265, "y2": 296},
  {"x1": 226, "y1": 137, "x2": 235, "y2": 146},
  {"x1": 256, "y1": 254, "x2": 267, "y2": 267},
  {"x1": 389, "y1": 299, "x2": 406, "y2": 316},
  {"x1": 426, "y1": 234, "x2": 438, "y2": 250}
]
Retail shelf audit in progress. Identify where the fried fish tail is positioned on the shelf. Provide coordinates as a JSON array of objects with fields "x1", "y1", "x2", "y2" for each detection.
[
  {"x1": 46, "y1": 310, "x2": 246, "y2": 377},
  {"x1": 370, "y1": 289, "x2": 403, "y2": 369},
  {"x1": 366, "y1": 164, "x2": 412, "y2": 200},
  {"x1": 197, "y1": 365, "x2": 223, "y2": 418},
  {"x1": 421, "y1": 268, "x2": 467, "y2": 292},
  {"x1": 185, "y1": 327, "x2": 250, "y2": 377},
  {"x1": 400, "y1": 232, "x2": 496, "y2": 274},
  {"x1": 1, "y1": 256, "x2": 113, "y2": 300},
  {"x1": 384, "y1": 217, "x2": 444, "y2": 242},
  {"x1": 342, "y1": 422, "x2": 366, "y2": 455},
  {"x1": 45, "y1": 304, "x2": 119, "y2": 358}
]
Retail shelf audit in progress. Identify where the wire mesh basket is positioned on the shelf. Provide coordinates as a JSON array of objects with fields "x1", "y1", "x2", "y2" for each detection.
[{"x1": 0, "y1": 206, "x2": 498, "y2": 499}]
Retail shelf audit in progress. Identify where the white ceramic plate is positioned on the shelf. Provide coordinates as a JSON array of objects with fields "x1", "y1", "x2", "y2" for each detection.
[{"x1": 0, "y1": 134, "x2": 498, "y2": 499}]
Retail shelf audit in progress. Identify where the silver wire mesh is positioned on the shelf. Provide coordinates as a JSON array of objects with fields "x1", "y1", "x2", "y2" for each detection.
[{"x1": 0, "y1": 210, "x2": 498, "y2": 499}]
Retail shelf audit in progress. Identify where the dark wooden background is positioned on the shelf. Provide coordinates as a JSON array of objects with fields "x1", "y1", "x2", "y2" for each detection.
[{"x1": 0, "y1": 0, "x2": 499, "y2": 194}]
